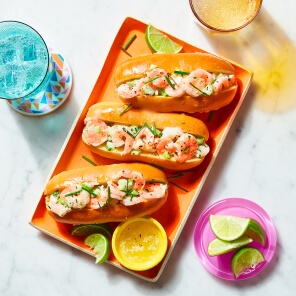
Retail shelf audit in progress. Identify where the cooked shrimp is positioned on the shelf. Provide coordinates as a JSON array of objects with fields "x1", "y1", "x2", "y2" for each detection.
[
  {"x1": 88, "y1": 186, "x2": 108, "y2": 209},
  {"x1": 165, "y1": 78, "x2": 186, "y2": 97},
  {"x1": 184, "y1": 69, "x2": 213, "y2": 97},
  {"x1": 48, "y1": 193, "x2": 71, "y2": 217},
  {"x1": 112, "y1": 169, "x2": 145, "y2": 190},
  {"x1": 111, "y1": 125, "x2": 134, "y2": 155},
  {"x1": 59, "y1": 184, "x2": 90, "y2": 210},
  {"x1": 83, "y1": 117, "x2": 108, "y2": 146},
  {"x1": 161, "y1": 127, "x2": 183, "y2": 140},
  {"x1": 156, "y1": 137, "x2": 176, "y2": 155},
  {"x1": 196, "y1": 144, "x2": 210, "y2": 158},
  {"x1": 117, "y1": 78, "x2": 148, "y2": 99},
  {"x1": 121, "y1": 195, "x2": 146, "y2": 206},
  {"x1": 213, "y1": 75, "x2": 231, "y2": 92},
  {"x1": 146, "y1": 68, "x2": 169, "y2": 88},
  {"x1": 140, "y1": 183, "x2": 167, "y2": 200},
  {"x1": 107, "y1": 181, "x2": 126, "y2": 200},
  {"x1": 133, "y1": 127, "x2": 156, "y2": 152},
  {"x1": 174, "y1": 134, "x2": 198, "y2": 163}
]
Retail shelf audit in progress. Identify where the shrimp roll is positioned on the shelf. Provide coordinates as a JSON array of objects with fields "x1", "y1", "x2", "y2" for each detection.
[
  {"x1": 45, "y1": 163, "x2": 168, "y2": 224},
  {"x1": 82, "y1": 102, "x2": 210, "y2": 170},
  {"x1": 114, "y1": 53, "x2": 237, "y2": 113}
]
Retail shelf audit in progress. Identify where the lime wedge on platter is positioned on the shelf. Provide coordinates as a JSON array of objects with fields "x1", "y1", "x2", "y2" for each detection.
[
  {"x1": 209, "y1": 215, "x2": 250, "y2": 241},
  {"x1": 208, "y1": 235, "x2": 253, "y2": 257},
  {"x1": 85, "y1": 233, "x2": 111, "y2": 264},
  {"x1": 145, "y1": 24, "x2": 183, "y2": 53},
  {"x1": 71, "y1": 223, "x2": 112, "y2": 237},
  {"x1": 231, "y1": 247, "x2": 265, "y2": 278}
]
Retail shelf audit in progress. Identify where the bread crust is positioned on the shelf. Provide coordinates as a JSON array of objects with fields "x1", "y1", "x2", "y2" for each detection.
[
  {"x1": 45, "y1": 163, "x2": 168, "y2": 224},
  {"x1": 114, "y1": 53, "x2": 237, "y2": 113},
  {"x1": 83, "y1": 102, "x2": 209, "y2": 170}
]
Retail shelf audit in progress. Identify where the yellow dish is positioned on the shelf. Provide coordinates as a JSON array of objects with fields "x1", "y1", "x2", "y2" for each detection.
[{"x1": 112, "y1": 217, "x2": 168, "y2": 271}]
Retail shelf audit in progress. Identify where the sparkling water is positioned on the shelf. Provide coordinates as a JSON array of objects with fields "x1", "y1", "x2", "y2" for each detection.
[{"x1": 0, "y1": 22, "x2": 50, "y2": 99}]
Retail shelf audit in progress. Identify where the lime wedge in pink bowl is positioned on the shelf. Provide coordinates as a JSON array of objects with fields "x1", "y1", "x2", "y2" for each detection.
[{"x1": 193, "y1": 198, "x2": 277, "y2": 280}]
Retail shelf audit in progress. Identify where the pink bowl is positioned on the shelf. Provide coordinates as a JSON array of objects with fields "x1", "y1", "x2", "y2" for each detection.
[{"x1": 193, "y1": 198, "x2": 277, "y2": 280}]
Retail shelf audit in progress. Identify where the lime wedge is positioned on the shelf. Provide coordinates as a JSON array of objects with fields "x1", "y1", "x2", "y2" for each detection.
[
  {"x1": 71, "y1": 223, "x2": 112, "y2": 237},
  {"x1": 245, "y1": 219, "x2": 266, "y2": 246},
  {"x1": 145, "y1": 24, "x2": 182, "y2": 53},
  {"x1": 85, "y1": 233, "x2": 111, "y2": 264},
  {"x1": 208, "y1": 235, "x2": 253, "y2": 257},
  {"x1": 209, "y1": 215, "x2": 250, "y2": 241},
  {"x1": 231, "y1": 247, "x2": 265, "y2": 278}
]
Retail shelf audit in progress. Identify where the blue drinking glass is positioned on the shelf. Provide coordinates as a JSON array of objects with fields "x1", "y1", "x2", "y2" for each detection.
[{"x1": 0, "y1": 21, "x2": 53, "y2": 100}]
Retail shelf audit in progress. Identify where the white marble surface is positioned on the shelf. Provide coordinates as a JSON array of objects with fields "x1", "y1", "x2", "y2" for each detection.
[{"x1": 1, "y1": 0, "x2": 296, "y2": 295}]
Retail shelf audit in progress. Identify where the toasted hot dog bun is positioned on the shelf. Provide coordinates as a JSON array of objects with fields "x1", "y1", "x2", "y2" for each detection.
[
  {"x1": 45, "y1": 163, "x2": 168, "y2": 224},
  {"x1": 114, "y1": 53, "x2": 237, "y2": 113},
  {"x1": 82, "y1": 102, "x2": 209, "y2": 170}
]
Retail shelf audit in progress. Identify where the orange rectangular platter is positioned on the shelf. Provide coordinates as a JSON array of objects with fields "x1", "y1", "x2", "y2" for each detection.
[{"x1": 30, "y1": 17, "x2": 253, "y2": 282}]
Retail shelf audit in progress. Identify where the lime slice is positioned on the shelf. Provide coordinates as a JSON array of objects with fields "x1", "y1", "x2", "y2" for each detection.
[
  {"x1": 145, "y1": 24, "x2": 182, "y2": 53},
  {"x1": 245, "y1": 219, "x2": 266, "y2": 246},
  {"x1": 71, "y1": 223, "x2": 112, "y2": 237},
  {"x1": 231, "y1": 247, "x2": 265, "y2": 278},
  {"x1": 209, "y1": 215, "x2": 250, "y2": 241},
  {"x1": 85, "y1": 233, "x2": 111, "y2": 264},
  {"x1": 208, "y1": 235, "x2": 253, "y2": 257}
]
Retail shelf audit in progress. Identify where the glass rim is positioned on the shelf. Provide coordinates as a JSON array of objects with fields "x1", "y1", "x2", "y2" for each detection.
[
  {"x1": 189, "y1": 0, "x2": 263, "y2": 33},
  {"x1": 0, "y1": 20, "x2": 50, "y2": 100}
]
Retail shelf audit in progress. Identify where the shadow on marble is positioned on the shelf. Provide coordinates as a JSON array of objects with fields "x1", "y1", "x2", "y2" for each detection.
[
  {"x1": 6, "y1": 79, "x2": 79, "y2": 176},
  {"x1": 199, "y1": 8, "x2": 296, "y2": 114}
]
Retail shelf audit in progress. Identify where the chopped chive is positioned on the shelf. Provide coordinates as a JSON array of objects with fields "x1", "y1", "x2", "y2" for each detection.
[
  {"x1": 149, "y1": 181, "x2": 167, "y2": 184},
  {"x1": 98, "y1": 202, "x2": 102, "y2": 211},
  {"x1": 165, "y1": 75, "x2": 175, "y2": 89},
  {"x1": 210, "y1": 74, "x2": 223, "y2": 85},
  {"x1": 169, "y1": 181, "x2": 188, "y2": 192},
  {"x1": 52, "y1": 190, "x2": 59, "y2": 197},
  {"x1": 57, "y1": 197, "x2": 69, "y2": 208},
  {"x1": 123, "y1": 33, "x2": 136, "y2": 50},
  {"x1": 107, "y1": 186, "x2": 110, "y2": 204},
  {"x1": 82, "y1": 184, "x2": 97, "y2": 196},
  {"x1": 190, "y1": 83, "x2": 208, "y2": 96},
  {"x1": 119, "y1": 103, "x2": 132, "y2": 116},
  {"x1": 183, "y1": 147, "x2": 189, "y2": 154},
  {"x1": 207, "y1": 110, "x2": 215, "y2": 122},
  {"x1": 159, "y1": 88, "x2": 168, "y2": 97},
  {"x1": 65, "y1": 190, "x2": 82, "y2": 197},
  {"x1": 119, "y1": 45, "x2": 132, "y2": 57},
  {"x1": 170, "y1": 76, "x2": 179, "y2": 87},
  {"x1": 135, "y1": 125, "x2": 144, "y2": 137},
  {"x1": 168, "y1": 174, "x2": 184, "y2": 179},
  {"x1": 152, "y1": 121, "x2": 156, "y2": 135},
  {"x1": 144, "y1": 122, "x2": 156, "y2": 136},
  {"x1": 145, "y1": 75, "x2": 160, "y2": 84},
  {"x1": 149, "y1": 163, "x2": 165, "y2": 170},
  {"x1": 174, "y1": 70, "x2": 190, "y2": 75},
  {"x1": 82, "y1": 155, "x2": 97, "y2": 166},
  {"x1": 123, "y1": 127, "x2": 136, "y2": 139},
  {"x1": 172, "y1": 170, "x2": 196, "y2": 175}
]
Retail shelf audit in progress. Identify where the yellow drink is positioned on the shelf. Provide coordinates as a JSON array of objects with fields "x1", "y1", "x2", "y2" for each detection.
[{"x1": 191, "y1": 0, "x2": 262, "y2": 31}]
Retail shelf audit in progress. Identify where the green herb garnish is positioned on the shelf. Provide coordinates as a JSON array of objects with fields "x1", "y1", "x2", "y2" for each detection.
[
  {"x1": 165, "y1": 75, "x2": 175, "y2": 89},
  {"x1": 107, "y1": 186, "x2": 110, "y2": 204},
  {"x1": 123, "y1": 127, "x2": 136, "y2": 139},
  {"x1": 174, "y1": 70, "x2": 190, "y2": 75},
  {"x1": 149, "y1": 163, "x2": 165, "y2": 170},
  {"x1": 57, "y1": 197, "x2": 69, "y2": 207},
  {"x1": 145, "y1": 75, "x2": 160, "y2": 84},
  {"x1": 123, "y1": 33, "x2": 136, "y2": 50},
  {"x1": 183, "y1": 147, "x2": 189, "y2": 154},
  {"x1": 159, "y1": 88, "x2": 168, "y2": 97},
  {"x1": 119, "y1": 45, "x2": 132, "y2": 57},
  {"x1": 119, "y1": 103, "x2": 132, "y2": 116},
  {"x1": 53, "y1": 190, "x2": 59, "y2": 197},
  {"x1": 172, "y1": 170, "x2": 196, "y2": 175},
  {"x1": 82, "y1": 155, "x2": 97, "y2": 166},
  {"x1": 167, "y1": 174, "x2": 184, "y2": 179},
  {"x1": 190, "y1": 83, "x2": 208, "y2": 96},
  {"x1": 65, "y1": 190, "x2": 82, "y2": 197},
  {"x1": 207, "y1": 110, "x2": 215, "y2": 122},
  {"x1": 82, "y1": 184, "x2": 97, "y2": 196},
  {"x1": 169, "y1": 181, "x2": 188, "y2": 192},
  {"x1": 144, "y1": 122, "x2": 156, "y2": 136}
]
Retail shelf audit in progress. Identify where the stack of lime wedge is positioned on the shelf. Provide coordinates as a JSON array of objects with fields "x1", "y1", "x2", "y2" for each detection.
[{"x1": 208, "y1": 215, "x2": 266, "y2": 278}]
